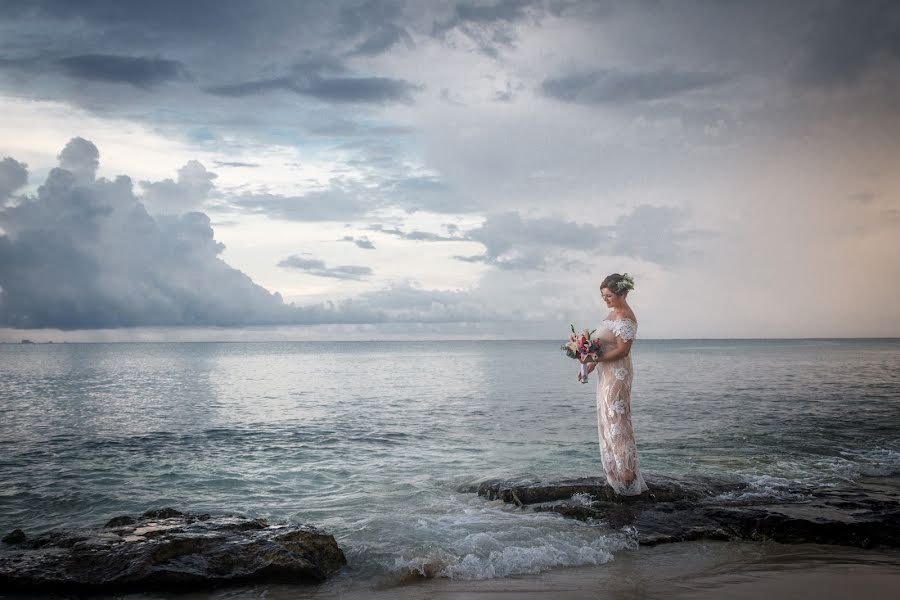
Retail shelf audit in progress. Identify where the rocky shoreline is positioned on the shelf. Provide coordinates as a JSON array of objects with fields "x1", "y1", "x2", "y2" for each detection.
[
  {"x1": 463, "y1": 472, "x2": 900, "y2": 549},
  {"x1": 0, "y1": 508, "x2": 346, "y2": 595}
]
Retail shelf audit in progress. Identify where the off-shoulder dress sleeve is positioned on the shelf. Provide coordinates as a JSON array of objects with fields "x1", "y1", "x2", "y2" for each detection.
[{"x1": 612, "y1": 319, "x2": 637, "y2": 341}]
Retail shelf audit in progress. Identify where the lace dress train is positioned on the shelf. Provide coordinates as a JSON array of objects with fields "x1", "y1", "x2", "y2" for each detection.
[{"x1": 596, "y1": 318, "x2": 648, "y2": 496}]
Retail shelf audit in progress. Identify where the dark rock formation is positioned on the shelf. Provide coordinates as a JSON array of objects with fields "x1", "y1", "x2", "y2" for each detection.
[
  {"x1": 0, "y1": 507, "x2": 346, "y2": 594},
  {"x1": 464, "y1": 473, "x2": 900, "y2": 549}
]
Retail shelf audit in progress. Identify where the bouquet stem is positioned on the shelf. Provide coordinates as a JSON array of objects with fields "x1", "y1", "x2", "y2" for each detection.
[{"x1": 578, "y1": 362, "x2": 589, "y2": 384}]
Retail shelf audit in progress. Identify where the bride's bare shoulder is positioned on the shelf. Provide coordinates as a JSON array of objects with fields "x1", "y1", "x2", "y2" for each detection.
[{"x1": 610, "y1": 310, "x2": 637, "y2": 324}]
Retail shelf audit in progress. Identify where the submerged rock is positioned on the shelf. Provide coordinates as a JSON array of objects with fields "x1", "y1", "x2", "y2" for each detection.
[
  {"x1": 0, "y1": 508, "x2": 346, "y2": 594},
  {"x1": 464, "y1": 473, "x2": 900, "y2": 549}
]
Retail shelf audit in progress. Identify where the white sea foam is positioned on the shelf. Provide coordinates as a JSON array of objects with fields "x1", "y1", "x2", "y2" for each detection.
[
  {"x1": 369, "y1": 492, "x2": 637, "y2": 581},
  {"x1": 389, "y1": 532, "x2": 632, "y2": 580}
]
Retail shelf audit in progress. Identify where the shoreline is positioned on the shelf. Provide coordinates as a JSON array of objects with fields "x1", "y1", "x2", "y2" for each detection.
[{"x1": 98, "y1": 540, "x2": 900, "y2": 600}]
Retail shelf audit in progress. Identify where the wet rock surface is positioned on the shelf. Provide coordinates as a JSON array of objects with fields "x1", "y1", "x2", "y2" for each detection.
[
  {"x1": 464, "y1": 473, "x2": 900, "y2": 549},
  {"x1": 0, "y1": 507, "x2": 346, "y2": 594}
]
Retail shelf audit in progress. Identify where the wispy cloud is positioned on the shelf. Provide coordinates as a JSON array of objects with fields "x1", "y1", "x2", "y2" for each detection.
[{"x1": 278, "y1": 255, "x2": 373, "y2": 280}]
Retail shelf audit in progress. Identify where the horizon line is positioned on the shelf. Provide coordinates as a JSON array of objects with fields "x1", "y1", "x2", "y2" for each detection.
[{"x1": 3, "y1": 337, "x2": 900, "y2": 344}]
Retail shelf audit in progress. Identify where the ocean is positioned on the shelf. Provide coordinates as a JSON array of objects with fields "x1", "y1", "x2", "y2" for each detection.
[{"x1": 1, "y1": 339, "x2": 898, "y2": 594}]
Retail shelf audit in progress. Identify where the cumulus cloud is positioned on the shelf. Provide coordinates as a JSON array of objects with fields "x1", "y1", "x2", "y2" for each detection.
[
  {"x1": 139, "y1": 160, "x2": 218, "y2": 215},
  {"x1": 278, "y1": 255, "x2": 373, "y2": 280},
  {"x1": 0, "y1": 141, "x2": 295, "y2": 329},
  {"x1": 0, "y1": 139, "x2": 514, "y2": 330},
  {"x1": 57, "y1": 137, "x2": 100, "y2": 185},
  {"x1": 0, "y1": 157, "x2": 28, "y2": 204}
]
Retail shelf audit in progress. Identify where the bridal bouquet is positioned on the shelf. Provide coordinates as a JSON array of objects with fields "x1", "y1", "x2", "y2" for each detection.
[{"x1": 562, "y1": 324, "x2": 603, "y2": 384}]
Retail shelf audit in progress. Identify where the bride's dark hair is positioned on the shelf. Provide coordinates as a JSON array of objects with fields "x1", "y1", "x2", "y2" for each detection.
[{"x1": 601, "y1": 273, "x2": 632, "y2": 296}]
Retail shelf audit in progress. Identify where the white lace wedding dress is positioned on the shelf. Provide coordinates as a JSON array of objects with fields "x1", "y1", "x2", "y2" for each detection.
[{"x1": 595, "y1": 318, "x2": 649, "y2": 496}]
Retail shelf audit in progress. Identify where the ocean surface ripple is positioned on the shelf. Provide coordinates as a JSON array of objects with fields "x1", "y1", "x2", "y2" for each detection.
[{"x1": 1, "y1": 339, "x2": 898, "y2": 581}]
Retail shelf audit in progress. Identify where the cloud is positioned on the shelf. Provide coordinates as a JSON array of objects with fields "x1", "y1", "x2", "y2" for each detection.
[
  {"x1": 0, "y1": 139, "x2": 497, "y2": 329},
  {"x1": 346, "y1": 280, "x2": 517, "y2": 322},
  {"x1": 206, "y1": 68, "x2": 420, "y2": 104},
  {"x1": 212, "y1": 160, "x2": 260, "y2": 168},
  {"x1": 455, "y1": 207, "x2": 710, "y2": 269},
  {"x1": 57, "y1": 54, "x2": 188, "y2": 88},
  {"x1": 794, "y1": 0, "x2": 900, "y2": 88},
  {"x1": 0, "y1": 140, "x2": 295, "y2": 329},
  {"x1": 139, "y1": 160, "x2": 218, "y2": 215},
  {"x1": 339, "y1": 235, "x2": 376, "y2": 249},
  {"x1": 349, "y1": 23, "x2": 414, "y2": 56},
  {"x1": 432, "y1": 0, "x2": 536, "y2": 57},
  {"x1": 227, "y1": 188, "x2": 372, "y2": 221},
  {"x1": 224, "y1": 171, "x2": 470, "y2": 222},
  {"x1": 541, "y1": 67, "x2": 726, "y2": 105},
  {"x1": 57, "y1": 137, "x2": 99, "y2": 185},
  {"x1": 0, "y1": 157, "x2": 28, "y2": 204},
  {"x1": 278, "y1": 255, "x2": 373, "y2": 280},
  {"x1": 367, "y1": 224, "x2": 461, "y2": 242}
]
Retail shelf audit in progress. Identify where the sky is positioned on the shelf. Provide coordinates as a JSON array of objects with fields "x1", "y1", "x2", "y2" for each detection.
[{"x1": 0, "y1": 0, "x2": 898, "y2": 341}]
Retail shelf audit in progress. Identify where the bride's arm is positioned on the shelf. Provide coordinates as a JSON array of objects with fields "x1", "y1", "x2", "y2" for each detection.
[{"x1": 598, "y1": 337, "x2": 633, "y2": 362}]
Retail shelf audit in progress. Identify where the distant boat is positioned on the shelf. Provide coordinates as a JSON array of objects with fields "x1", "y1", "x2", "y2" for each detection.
[{"x1": 20, "y1": 339, "x2": 34, "y2": 344}]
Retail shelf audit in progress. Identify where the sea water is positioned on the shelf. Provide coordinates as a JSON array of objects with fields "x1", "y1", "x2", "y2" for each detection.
[{"x1": 1, "y1": 339, "x2": 898, "y2": 583}]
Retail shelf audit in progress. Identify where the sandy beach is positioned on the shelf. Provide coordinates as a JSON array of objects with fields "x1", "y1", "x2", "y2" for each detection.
[{"x1": 236, "y1": 540, "x2": 900, "y2": 600}]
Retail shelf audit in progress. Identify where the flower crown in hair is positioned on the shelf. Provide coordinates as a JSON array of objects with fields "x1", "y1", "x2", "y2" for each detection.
[{"x1": 615, "y1": 272, "x2": 635, "y2": 292}]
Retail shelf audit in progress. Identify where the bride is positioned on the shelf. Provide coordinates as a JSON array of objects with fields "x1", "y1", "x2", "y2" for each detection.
[{"x1": 581, "y1": 273, "x2": 649, "y2": 496}]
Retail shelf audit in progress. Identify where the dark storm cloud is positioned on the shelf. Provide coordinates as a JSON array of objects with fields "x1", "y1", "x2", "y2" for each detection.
[
  {"x1": 795, "y1": 0, "x2": 900, "y2": 88},
  {"x1": 433, "y1": 0, "x2": 534, "y2": 33},
  {"x1": 349, "y1": 23, "x2": 414, "y2": 55},
  {"x1": 431, "y1": 0, "x2": 537, "y2": 57},
  {"x1": 541, "y1": 67, "x2": 726, "y2": 105},
  {"x1": 0, "y1": 158, "x2": 29, "y2": 204},
  {"x1": 57, "y1": 54, "x2": 188, "y2": 88},
  {"x1": 206, "y1": 73, "x2": 420, "y2": 104},
  {"x1": 0, "y1": 0, "x2": 246, "y2": 34},
  {"x1": 278, "y1": 255, "x2": 373, "y2": 280},
  {"x1": 335, "y1": 0, "x2": 415, "y2": 56}
]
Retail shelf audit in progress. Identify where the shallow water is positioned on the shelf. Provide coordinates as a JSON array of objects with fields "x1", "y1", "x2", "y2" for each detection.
[{"x1": 1, "y1": 339, "x2": 898, "y2": 583}]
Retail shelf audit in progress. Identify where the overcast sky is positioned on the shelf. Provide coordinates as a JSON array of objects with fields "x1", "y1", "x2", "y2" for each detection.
[{"x1": 1, "y1": 0, "x2": 898, "y2": 341}]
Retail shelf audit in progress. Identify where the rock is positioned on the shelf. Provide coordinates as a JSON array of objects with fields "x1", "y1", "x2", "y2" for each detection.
[
  {"x1": 0, "y1": 509, "x2": 347, "y2": 594},
  {"x1": 465, "y1": 473, "x2": 900, "y2": 550},
  {"x1": 103, "y1": 515, "x2": 135, "y2": 528},
  {"x1": 2, "y1": 529, "x2": 26, "y2": 544}
]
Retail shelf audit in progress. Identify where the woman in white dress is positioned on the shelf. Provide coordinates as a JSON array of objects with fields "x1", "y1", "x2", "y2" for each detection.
[{"x1": 582, "y1": 273, "x2": 649, "y2": 496}]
